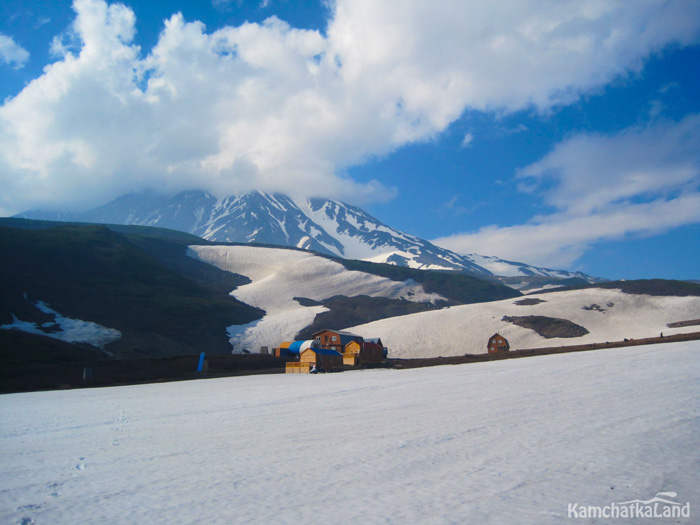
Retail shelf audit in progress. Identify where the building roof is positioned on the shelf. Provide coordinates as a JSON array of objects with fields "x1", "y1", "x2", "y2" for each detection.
[
  {"x1": 302, "y1": 348, "x2": 343, "y2": 357},
  {"x1": 365, "y1": 337, "x2": 383, "y2": 345},
  {"x1": 288, "y1": 340, "x2": 320, "y2": 354}
]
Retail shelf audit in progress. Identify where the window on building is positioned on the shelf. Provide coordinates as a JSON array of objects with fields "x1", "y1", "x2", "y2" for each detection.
[{"x1": 331, "y1": 336, "x2": 338, "y2": 342}]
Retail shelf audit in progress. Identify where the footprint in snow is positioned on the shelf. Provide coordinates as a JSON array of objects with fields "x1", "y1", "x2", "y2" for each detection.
[
  {"x1": 16, "y1": 509, "x2": 39, "y2": 525},
  {"x1": 17, "y1": 504, "x2": 42, "y2": 511},
  {"x1": 47, "y1": 481, "x2": 62, "y2": 497}
]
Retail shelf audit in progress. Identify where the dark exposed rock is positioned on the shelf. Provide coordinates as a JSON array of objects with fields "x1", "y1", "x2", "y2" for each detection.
[
  {"x1": 515, "y1": 298, "x2": 546, "y2": 306},
  {"x1": 502, "y1": 315, "x2": 589, "y2": 338}
]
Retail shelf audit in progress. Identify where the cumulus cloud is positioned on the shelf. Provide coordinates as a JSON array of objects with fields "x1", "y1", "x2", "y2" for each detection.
[
  {"x1": 433, "y1": 114, "x2": 700, "y2": 268},
  {"x1": 0, "y1": 34, "x2": 29, "y2": 68},
  {"x1": 1, "y1": 0, "x2": 700, "y2": 215}
]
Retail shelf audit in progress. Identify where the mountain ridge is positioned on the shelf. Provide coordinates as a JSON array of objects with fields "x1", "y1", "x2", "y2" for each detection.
[{"x1": 15, "y1": 189, "x2": 597, "y2": 281}]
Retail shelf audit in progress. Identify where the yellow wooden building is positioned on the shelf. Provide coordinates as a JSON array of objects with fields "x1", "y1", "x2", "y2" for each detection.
[
  {"x1": 286, "y1": 348, "x2": 344, "y2": 373},
  {"x1": 343, "y1": 340, "x2": 361, "y2": 366},
  {"x1": 342, "y1": 339, "x2": 384, "y2": 366}
]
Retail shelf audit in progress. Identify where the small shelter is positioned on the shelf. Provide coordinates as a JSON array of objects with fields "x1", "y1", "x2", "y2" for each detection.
[
  {"x1": 343, "y1": 339, "x2": 384, "y2": 367},
  {"x1": 487, "y1": 333, "x2": 510, "y2": 354},
  {"x1": 343, "y1": 340, "x2": 362, "y2": 366},
  {"x1": 365, "y1": 337, "x2": 388, "y2": 359},
  {"x1": 299, "y1": 348, "x2": 343, "y2": 372},
  {"x1": 361, "y1": 340, "x2": 384, "y2": 364}
]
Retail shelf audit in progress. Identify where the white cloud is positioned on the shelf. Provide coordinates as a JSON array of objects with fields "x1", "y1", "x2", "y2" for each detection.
[
  {"x1": 1, "y1": 0, "x2": 700, "y2": 215},
  {"x1": 433, "y1": 115, "x2": 700, "y2": 268},
  {"x1": 493, "y1": 124, "x2": 528, "y2": 137},
  {"x1": 327, "y1": 0, "x2": 700, "y2": 122},
  {"x1": 461, "y1": 132, "x2": 474, "y2": 148},
  {"x1": 517, "y1": 115, "x2": 700, "y2": 215},
  {"x1": 436, "y1": 194, "x2": 700, "y2": 269},
  {"x1": 35, "y1": 17, "x2": 51, "y2": 29},
  {"x1": 442, "y1": 194, "x2": 468, "y2": 217},
  {"x1": 0, "y1": 34, "x2": 29, "y2": 68}
]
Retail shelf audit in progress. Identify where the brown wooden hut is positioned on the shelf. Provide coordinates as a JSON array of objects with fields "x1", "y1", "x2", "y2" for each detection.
[{"x1": 487, "y1": 333, "x2": 510, "y2": 354}]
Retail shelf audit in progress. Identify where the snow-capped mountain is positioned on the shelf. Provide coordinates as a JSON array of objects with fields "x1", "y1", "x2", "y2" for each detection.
[{"x1": 16, "y1": 190, "x2": 592, "y2": 280}]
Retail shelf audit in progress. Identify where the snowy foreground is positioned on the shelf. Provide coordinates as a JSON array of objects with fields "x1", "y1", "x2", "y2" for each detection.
[{"x1": 2, "y1": 341, "x2": 698, "y2": 524}]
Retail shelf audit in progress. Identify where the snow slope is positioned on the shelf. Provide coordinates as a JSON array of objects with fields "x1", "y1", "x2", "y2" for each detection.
[
  {"x1": 188, "y1": 245, "x2": 446, "y2": 351},
  {"x1": 1, "y1": 341, "x2": 697, "y2": 524},
  {"x1": 346, "y1": 288, "x2": 700, "y2": 358}
]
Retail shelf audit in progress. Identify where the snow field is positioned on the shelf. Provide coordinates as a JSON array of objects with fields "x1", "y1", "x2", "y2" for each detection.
[
  {"x1": 189, "y1": 245, "x2": 446, "y2": 350},
  {"x1": 347, "y1": 288, "x2": 700, "y2": 358},
  {"x1": 363, "y1": 249, "x2": 457, "y2": 271},
  {"x1": 466, "y1": 253, "x2": 572, "y2": 278},
  {"x1": 1, "y1": 341, "x2": 698, "y2": 524}
]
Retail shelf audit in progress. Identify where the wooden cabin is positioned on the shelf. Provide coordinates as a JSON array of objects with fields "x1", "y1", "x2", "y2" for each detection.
[
  {"x1": 299, "y1": 348, "x2": 344, "y2": 372},
  {"x1": 312, "y1": 329, "x2": 364, "y2": 353},
  {"x1": 487, "y1": 333, "x2": 510, "y2": 354},
  {"x1": 343, "y1": 340, "x2": 361, "y2": 366},
  {"x1": 343, "y1": 339, "x2": 384, "y2": 366},
  {"x1": 286, "y1": 347, "x2": 344, "y2": 373},
  {"x1": 365, "y1": 337, "x2": 388, "y2": 359},
  {"x1": 362, "y1": 341, "x2": 384, "y2": 364}
]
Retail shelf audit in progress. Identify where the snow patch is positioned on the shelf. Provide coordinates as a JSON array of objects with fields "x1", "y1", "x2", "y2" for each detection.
[
  {"x1": 1, "y1": 301, "x2": 121, "y2": 351},
  {"x1": 466, "y1": 253, "x2": 578, "y2": 278},
  {"x1": 363, "y1": 250, "x2": 457, "y2": 271}
]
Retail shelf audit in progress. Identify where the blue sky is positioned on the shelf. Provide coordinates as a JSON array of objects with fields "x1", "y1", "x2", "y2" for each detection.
[{"x1": 1, "y1": 0, "x2": 699, "y2": 280}]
